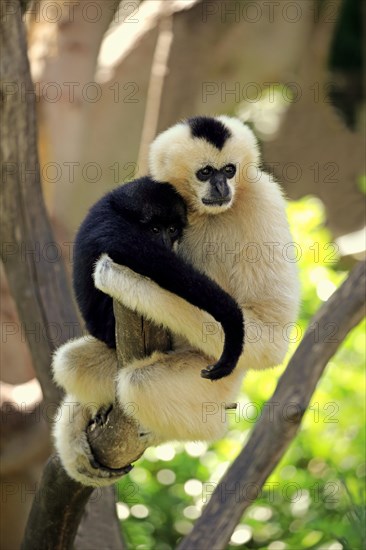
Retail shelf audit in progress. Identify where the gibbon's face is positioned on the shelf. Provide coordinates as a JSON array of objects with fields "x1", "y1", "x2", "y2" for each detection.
[
  {"x1": 149, "y1": 116, "x2": 260, "y2": 215},
  {"x1": 142, "y1": 215, "x2": 184, "y2": 250},
  {"x1": 120, "y1": 179, "x2": 187, "y2": 250},
  {"x1": 139, "y1": 200, "x2": 186, "y2": 250}
]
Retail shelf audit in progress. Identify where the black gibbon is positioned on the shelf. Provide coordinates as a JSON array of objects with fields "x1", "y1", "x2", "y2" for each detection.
[
  {"x1": 53, "y1": 116, "x2": 300, "y2": 486},
  {"x1": 73, "y1": 176, "x2": 244, "y2": 380}
]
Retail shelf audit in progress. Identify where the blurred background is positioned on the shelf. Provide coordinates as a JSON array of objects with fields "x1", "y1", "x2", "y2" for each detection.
[{"x1": 1, "y1": 0, "x2": 364, "y2": 548}]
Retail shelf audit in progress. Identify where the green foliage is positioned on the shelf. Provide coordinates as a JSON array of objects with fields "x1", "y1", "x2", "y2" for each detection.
[
  {"x1": 117, "y1": 197, "x2": 365, "y2": 549},
  {"x1": 357, "y1": 175, "x2": 366, "y2": 196}
]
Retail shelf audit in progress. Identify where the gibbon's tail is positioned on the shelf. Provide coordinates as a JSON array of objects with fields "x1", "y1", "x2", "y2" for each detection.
[{"x1": 108, "y1": 243, "x2": 244, "y2": 380}]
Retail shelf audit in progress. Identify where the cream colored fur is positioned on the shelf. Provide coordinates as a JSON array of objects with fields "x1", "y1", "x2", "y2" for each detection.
[
  {"x1": 52, "y1": 116, "x2": 300, "y2": 485},
  {"x1": 53, "y1": 336, "x2": 117, "y2": 406},
  {"x1": 117, "y1": 350, "x2": 244, "y2": 442}
]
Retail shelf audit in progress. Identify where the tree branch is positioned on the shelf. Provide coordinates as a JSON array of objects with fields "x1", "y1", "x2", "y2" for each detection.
[
  {"x1": 21, "y1": 456, "x2": 94, "y2": 550},
  {"x1": 178, "y1": 260, "x2": 365, "y2": 550},
  {"x1": 74, "y1": 486, "x2": 127, "y2": 550},
  {"x1": 1, "y1": 0, "x2": 80, "y2": 406},
  {"x1": 0, "y1": 2, "x2": 127, "y2": 548}
]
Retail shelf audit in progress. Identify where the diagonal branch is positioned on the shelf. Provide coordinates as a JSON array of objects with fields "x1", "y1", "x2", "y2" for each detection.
[{"x1": 178, "y1": 260, "x2": 365, "y2": 550}]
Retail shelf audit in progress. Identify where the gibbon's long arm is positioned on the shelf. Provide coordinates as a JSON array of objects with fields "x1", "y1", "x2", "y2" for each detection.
[
  {"x1": 97, "y1": 242, "x2": 244, "y2": 380},
  {"x1": 94, "y1": 259, "x2": 222, "y2": 359}
]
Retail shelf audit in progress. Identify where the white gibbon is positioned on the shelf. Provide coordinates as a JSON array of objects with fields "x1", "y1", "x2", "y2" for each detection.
[{"x1": 53, "y1": 116, "x2": 300, "y2": 485}]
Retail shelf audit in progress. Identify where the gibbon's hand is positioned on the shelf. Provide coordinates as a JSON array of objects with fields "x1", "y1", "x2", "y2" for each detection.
[
  {"x1": 201, "y1": 359, "x2": 236, "y2": 381},
  {"x1": 93, "y1": 253, "x2": 145, "y2": 295}
]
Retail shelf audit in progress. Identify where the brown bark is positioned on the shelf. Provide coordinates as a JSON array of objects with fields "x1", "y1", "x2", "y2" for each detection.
[
  {"x1": 74, "y1": 486, "x2": 127, "y2": 550},
  {"x1": 0, "y1": 380, "x2": 50, "y2": 550},
  {"x1": 1, "y1": 0, "x2": 80, "y2": 405},
  {"x1": 0, "y1": 264, "x2": 35, "y2": 384},
  {"x1": 21, "y1": 456, "x2": 94, "y2": 550},
  {"x1": 1, "y1": 2, "x2": 126, "y2": 548},
  {"x1": 0, "y1": 390, "x2": 49, "y2": 476}
]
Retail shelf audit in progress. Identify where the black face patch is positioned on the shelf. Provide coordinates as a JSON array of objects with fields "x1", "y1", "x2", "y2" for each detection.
[{"x1": 187, "y1": 116, "x2": 231, "y2": 150}]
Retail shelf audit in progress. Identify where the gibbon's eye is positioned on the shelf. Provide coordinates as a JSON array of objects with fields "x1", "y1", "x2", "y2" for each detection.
[
  {"x1": 168, "y1": 225, "x2": 178, "y2": 236},
  {"x1": 196, "y1": 165, "x2": 214, "y2": 181},
  {"x1": 223, "y1": 164, "x2": 236, "y2": 178},
  {"x1": 151, "y1": 226, "x2": 161, "y2": 234}
]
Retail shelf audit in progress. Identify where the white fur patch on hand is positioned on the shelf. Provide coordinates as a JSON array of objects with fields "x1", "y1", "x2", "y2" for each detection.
[
  {"x1": 93, "y1": 254, "x2": 134, "y2": 295},
  {"x1": 93, "y1": 253, "x2": 114, "y2": 291}
]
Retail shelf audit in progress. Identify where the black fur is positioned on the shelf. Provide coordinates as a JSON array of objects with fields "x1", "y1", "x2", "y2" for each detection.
[
  {"x1": 188, "y1": 116, "x2": 231, "y2": 150},
  {"x1": 73, "y1": 176, "x2": 244, "y2": 380}
]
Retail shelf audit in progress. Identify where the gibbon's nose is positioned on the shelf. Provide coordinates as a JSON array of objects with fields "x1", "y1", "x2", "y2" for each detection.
[
  {"x1": 161, "y1": 231, "x2": 174, "y2": 249},
  {"x1": 211, "y1": 173, "x2": 230, "y2": 199}
]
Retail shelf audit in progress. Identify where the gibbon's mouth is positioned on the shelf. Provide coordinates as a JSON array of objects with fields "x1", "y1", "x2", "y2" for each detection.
[{"x1": 202, "y1": 197, "x2": 232, "y2": 206}]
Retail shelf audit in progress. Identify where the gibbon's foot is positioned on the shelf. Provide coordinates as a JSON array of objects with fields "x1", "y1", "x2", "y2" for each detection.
[
  {"x1": 53, "y1": 398, "x2": 149, "y2": 487},
  {"x1": 52, "y1": 336, "x2": 117, "y2": 406},
  {"x1": 201, "y1": 361, "x2": 235, "y2": 381}
]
